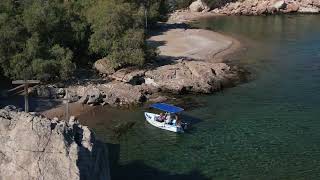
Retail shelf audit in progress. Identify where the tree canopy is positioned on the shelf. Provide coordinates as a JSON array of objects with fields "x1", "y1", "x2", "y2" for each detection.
[{"x1": 0, "y1": 0, "x2": 164, "y2": 81}]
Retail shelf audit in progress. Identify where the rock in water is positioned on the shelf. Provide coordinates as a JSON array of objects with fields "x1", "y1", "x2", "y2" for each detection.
[
  {"x1": 189, "y1": 0, "x2": 210, "y2": 12},
  {"x1": 0, "y1": 106, "x2": 110, "y2": 180}
]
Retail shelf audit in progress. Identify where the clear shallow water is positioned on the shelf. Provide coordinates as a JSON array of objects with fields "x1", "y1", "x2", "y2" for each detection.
[{"x1": 79, "y1": 15, "x2": 320, "y2": 179}]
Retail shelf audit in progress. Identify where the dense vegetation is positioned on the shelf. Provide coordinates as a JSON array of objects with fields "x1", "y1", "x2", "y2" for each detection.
[{"x1": 0, "y1": 0, "x2": 166, "y2": 81}]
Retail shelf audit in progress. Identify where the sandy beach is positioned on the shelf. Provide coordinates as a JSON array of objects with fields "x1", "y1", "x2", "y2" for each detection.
[{"x1": 149, "y1": 27, "x2": 240, "y2": 62}]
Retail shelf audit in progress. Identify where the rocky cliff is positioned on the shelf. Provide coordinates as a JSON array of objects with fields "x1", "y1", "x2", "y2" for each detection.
[{"x1": 0, "y1": 106, "x2": 110, "y2": 180}]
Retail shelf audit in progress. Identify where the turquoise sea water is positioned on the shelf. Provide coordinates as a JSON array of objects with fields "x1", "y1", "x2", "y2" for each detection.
[{"x1": 79, "y1": 15, "x2": 320, "y2": 179}]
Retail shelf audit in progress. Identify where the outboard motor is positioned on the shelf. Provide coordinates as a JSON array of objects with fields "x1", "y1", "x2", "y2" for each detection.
[{"x1": 181, "y1": 122, "x2": 188, "y2": 130}]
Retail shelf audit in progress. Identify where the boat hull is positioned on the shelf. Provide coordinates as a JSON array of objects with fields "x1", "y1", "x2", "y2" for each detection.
[{"x1": 144, "y1": 112, "x2": 184, "y2": 133}]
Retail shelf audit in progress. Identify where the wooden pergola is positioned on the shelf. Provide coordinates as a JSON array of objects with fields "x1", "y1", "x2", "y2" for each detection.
[
  {"x1": 12, "y1": 79, "x2": 72, "y2": 120},
  {"x1": 12, "y1": 80, "x2": 40, "y2": 113}
]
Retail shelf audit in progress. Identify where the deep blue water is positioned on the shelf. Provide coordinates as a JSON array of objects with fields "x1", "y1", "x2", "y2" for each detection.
[{"x1": 79, "y1": 15, "x2": 320, "y2": 179}]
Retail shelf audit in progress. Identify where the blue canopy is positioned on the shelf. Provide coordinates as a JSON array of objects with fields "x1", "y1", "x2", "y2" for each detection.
[{"x1": 150, "y1": 103, "x2": 184, "y2": 113}]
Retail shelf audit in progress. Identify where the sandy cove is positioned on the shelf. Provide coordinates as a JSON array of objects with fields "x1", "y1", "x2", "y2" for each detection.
[
  {"x1": 148, "y1": 24, "x2": 241, "y2": 63},
  {"x1": 40, "y1": 15, "x2": 245, "y2": 119}
]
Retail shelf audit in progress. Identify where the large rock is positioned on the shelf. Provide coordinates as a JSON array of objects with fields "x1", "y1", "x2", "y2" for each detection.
[
  {"x1": 93, "y1": 58, "x2": 115, "y2": 75},
  {"x1": 145, "y1": 61, "x2": 240, "y2": 93},
  {"x1": 98, "y1": 82, "x2": 146, "y2": 106},
  {"x1": 0, "y1": 106, "x2": 110, "y2": 180},
  {"x1": 110, "y1": 68, "x2": 146, "y2": 85},
  {"x1": 189, "y1": 0, "x2": 210, "y2": 12},
  {"x1": 74, "y1": 85, "x2": 102, "y2": 105}
]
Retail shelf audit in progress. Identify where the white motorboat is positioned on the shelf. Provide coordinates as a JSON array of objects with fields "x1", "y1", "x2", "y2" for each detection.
[{"x1": 144, "y1": 103, "x2": 187, "y2": 133}]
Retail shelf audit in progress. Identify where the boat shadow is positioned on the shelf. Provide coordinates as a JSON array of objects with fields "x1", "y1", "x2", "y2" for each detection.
[
  {"x1": 180, "y1": 114, "x2": 204, "y2": 133},
  {"x1": 107, "y1": 143, "x2": 210, "y2": 180}
]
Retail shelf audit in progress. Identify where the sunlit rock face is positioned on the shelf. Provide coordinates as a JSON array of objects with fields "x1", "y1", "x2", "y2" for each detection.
[
  {"x1": 213, "y1": 0, "x2": 320, "y2": 15},
  {"x1": 0, "y1": 106, "x2": 110, "y2": 180},
  {"x1": 145, "y1": 60, "x2": 243, "y2": 93}
]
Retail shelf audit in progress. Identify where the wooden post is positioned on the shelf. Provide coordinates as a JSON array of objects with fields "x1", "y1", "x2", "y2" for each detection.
[
  {"x1": 64, "y1": 90, "x2": 69, "y2": 121},
  {"x1": 61, "y1": 89, "x2": 74, "y2": 121},
  {"x1": 12, "y1": 80, "x2": 40, "y2": 113},
  {"x1": 145, "y1": 6, "x2": 148, "y2": 29},
  {"x1": 24, "y1": 83, "x2": 29, "y2": 112}
]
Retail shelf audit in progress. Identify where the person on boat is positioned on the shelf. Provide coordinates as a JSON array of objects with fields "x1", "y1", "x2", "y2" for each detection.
[
  {"x1": 175, "y1": 114, "x2": 181, "y2": 127},
  {"x1": 157, "y1": 113, "x2": 166, "y2": 122},
  {"x1": 165, "y1": 113, "x2": 173, "y2": 124}
]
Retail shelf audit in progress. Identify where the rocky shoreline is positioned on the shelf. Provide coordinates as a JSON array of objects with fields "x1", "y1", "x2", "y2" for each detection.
[
  {"x1": 213, "y1": 0, "x2": 320, "y2": 15},
  {"x1": 0, "y1": 106, "x2": 110, "y2": 180},
  {"x1": 169, "y1": 0, "x2": 320, "y2": 23},
  {"x1": 34, "y1": 59, "x2": 246, "y2": 108},
  {"x1": 21, "y1": 23, "x2": 247, "y2": 110}
]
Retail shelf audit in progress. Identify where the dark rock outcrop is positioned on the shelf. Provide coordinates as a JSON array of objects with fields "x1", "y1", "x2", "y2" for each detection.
[{"x1": 0, "y1": 106, "x2": 110, "y2": 180}]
